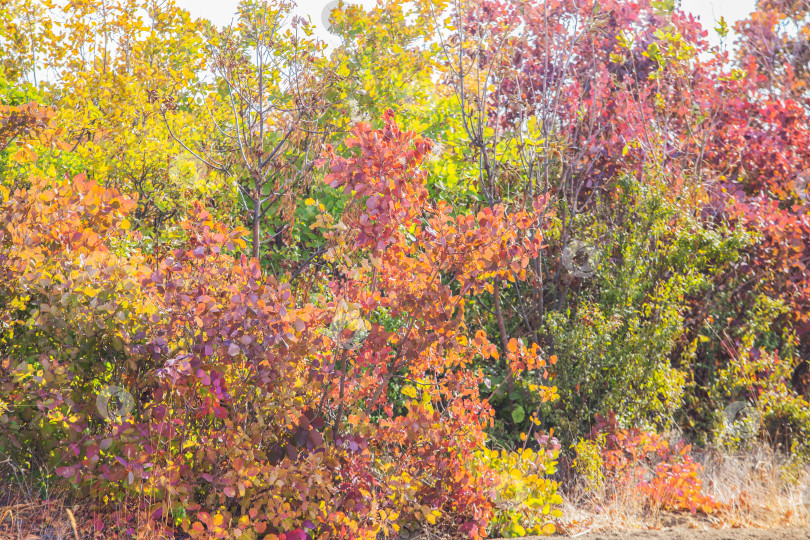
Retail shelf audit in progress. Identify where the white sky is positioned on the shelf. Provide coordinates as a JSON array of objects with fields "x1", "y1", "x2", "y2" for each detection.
[
  {"x1": 680, "y1": 0, "x2": 757, "y2": 27},
  {"x1": 176, "y1": 0, "x2": 758, "y2": 44}
]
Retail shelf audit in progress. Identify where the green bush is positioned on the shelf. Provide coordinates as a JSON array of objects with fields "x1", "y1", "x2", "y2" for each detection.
[{"x1": 543, "y1": 173, "x2": 748, "y2": 441}]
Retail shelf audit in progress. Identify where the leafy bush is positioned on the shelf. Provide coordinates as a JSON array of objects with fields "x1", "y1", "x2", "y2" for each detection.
[
  {"x1": 586, "y1": 414, "x2": 720, "y2": 515},
  {"x1": 544, "y1": 172, "x2": 747, "y2": 439},
  {"x1": 0, "y1": 113, "x2": 563, "y2": 538},
  {"x1": 3, "y1": 0, "x2": 810, "y2": 536},
  {"x1": 571, "y1": 436, "x2": 605, "y2": 493},
  {"x1": 473, "y1": 434, "x2": 562, "y2": 537}
]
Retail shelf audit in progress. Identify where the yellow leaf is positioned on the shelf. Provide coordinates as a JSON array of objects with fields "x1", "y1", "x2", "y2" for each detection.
[{"x1": 11, "y1": 148, "x2": 35, "y2": 164}]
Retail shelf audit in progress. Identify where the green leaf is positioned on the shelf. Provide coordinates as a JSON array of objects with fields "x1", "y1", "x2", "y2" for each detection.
[
  {"x1": 511, "y1": 405, "x2": 525, "y2": 424},
  {"x1": 510, "y1": 523, "x2": 526, "y2": 536}
]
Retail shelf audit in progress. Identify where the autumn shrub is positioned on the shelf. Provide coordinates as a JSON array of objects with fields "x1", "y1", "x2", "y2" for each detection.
[
  {"x1": 706, "y1": 295, "x2": 810, "y2": 457},
  {"x1": 5, "y1": 0, "x2": 810, "y2": 535},
  {"x1": 472, "y1": 435, "x2": 562, "y2": 538},
  {"x1": 429, "y1": 0, "x2": 810, "y2": 464},
  {"x1": 0, "y1": 113, "x2": 564, "y2": 538},
  {"x1": 678, "y1": 97, "x2": 810, "y2": 459},
  {"x1": 0, "y1": 172, "x2": 147, "y2": 469},
  {"x1": 580, "y1": 413, "x2": 720, "y2": 515}
]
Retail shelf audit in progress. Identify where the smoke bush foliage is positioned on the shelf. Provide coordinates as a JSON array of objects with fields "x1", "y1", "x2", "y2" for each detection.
[{"x1": 2, "y1": 0, "x2": 810, "y2": 537}]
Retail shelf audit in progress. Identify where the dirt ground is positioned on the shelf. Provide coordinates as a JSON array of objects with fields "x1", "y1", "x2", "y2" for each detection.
[{"x1": 549, "y1": 526, "x2": 810, "y2": 539}]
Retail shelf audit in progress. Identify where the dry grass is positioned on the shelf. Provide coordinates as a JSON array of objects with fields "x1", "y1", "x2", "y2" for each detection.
[
  {"x1": 0, "y1": 501, "x2": 80, "y2": 540},
  {"x1": 0, "y1": 494, "x2": 171, "y2": 540},
  {"x1": 695, "y1": 444, "x2": 810, "y2": 527}
]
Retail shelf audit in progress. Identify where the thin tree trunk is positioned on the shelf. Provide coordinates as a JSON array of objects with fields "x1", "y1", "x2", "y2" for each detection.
[
  {"x1": 252, "y1": 191, "x2": 261, "y2": 259},
  {"x1": 493, "y1": 278, "x2": 513, "y2": 395},
  {"x1": 333, "y1": 349, "x2": 349, "y2": 436}
]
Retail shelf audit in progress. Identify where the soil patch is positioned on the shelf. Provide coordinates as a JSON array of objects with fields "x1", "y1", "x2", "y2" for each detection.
[{"x1": 495, "y1": 526, "x2": 810, "y2": 539}]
